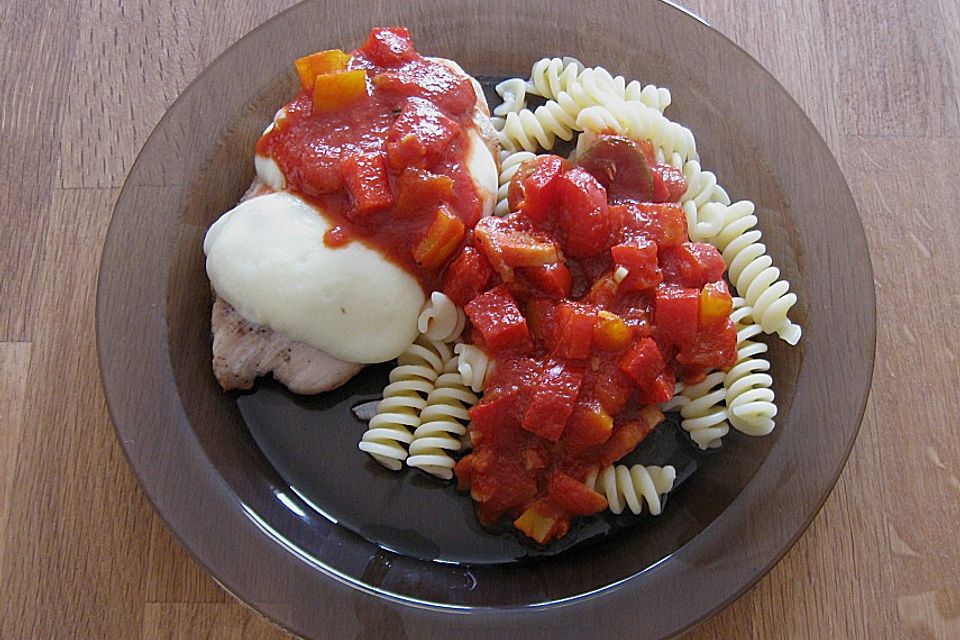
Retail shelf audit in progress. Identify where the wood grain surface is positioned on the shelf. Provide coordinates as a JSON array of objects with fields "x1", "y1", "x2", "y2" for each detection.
[{"x1": 1, "y1": 1, "x2": 957, "y2": 638}]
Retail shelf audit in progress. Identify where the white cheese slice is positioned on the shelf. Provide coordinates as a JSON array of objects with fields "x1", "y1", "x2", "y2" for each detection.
[{"x1": 204, "y1": 191, "x2": 424, "y2": 363}]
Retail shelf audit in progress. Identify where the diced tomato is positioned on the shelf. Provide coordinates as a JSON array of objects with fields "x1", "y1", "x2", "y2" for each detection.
[
  {"x1": 618, "y1": 337, "x2": 665, "y2": 388},
  {"x1": 371, "y1": 65, "x2": 476, "y2": 115},
  {"x1": 554, "y1": 302, "x2": 597, "y2": 360},
  {"x1": 442, "y1": 246, "x2": 493, "y2": 306},
  {"x1": 651, "y1": 163, "x2": 688, "y2": 203},
  {"x1": 525, "y1": 298, "x2": 559, "y2": 346},
  {"x1": 521, "y1": 362, "x2": 584, "y2": 441},
  {"x1": 413, "y1": 206, "x2": 465, "y2": 269},
  {"x1": 361, "y1": 27, "x2": 416, "y2": 66},
  {"x1": 592, "y1": 365, "x2": 632, "y2": 415},
  {"x1": 341, "y1": 151, "x2": 393, "y2": 214},
  {"x1": 386, "y1": 97, "x2": 461, "y2": 170},
  {"x1": 584, "y1": 271, "x2": 620, "y2": 307},
  {"x1": 610, "y1": 238, "x2": 661, "y2": 293},
  {"x1": 547, "y1": 472, "x2": 608, "y2": 516},
  {"x1": 699, "y1": 280, "x2": 733, "y2": 329},
  {"x1": 474, "y1": 216, "x2": 559, "y2": 279},
  {"x1": 514, "y1": 155, "x2": 571, "y2": 223},
  {"x1": 599, "y1": 412, "x2": 661, "y2": 467},
  {"x1": 393, "y1": 168, "x2": 454, "y2": 218},
  {"x1": 660, "y1": 242, "x2": 726, "y2": 288},
  {"x1": 556, "y1": 168, "x2": 611, "y2": 258},
  {"x1": 638, "y1": 369, "x2": 676, "y2": 404},
  {"x1": 294, "y1": 49, "x2": 350, "y2": 89},
  {"x1": 312, "y1": 70, "x2": 368, "y2": 112},
  {"x1": 468, "y1": 388, "x2": 522, "y2": 443},
  {"x1": 565, "y1": 400, "x2": 614, "y2": 447},
  {"x1": 654, "y1": 285, "x2": 700, "y2": 348},
  {"x1": 677, "y1": 317, "x2": 738, "y2": 370},
  {"x1": 465, "y1": 285, "x2": 533, "y2": 354},
  {"x1": 517, "y1": 262, "x2": 572, "y2": 299},
  {"x1": 616, "y1": 202, "x2": 688, "y2": 248}
]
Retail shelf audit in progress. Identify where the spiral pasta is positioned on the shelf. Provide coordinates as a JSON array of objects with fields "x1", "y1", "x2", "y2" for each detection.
[
  {"x1": 358, "y1": 338, "x2": 450, "y2": 470},
  {"x1": 680, "y1": 160, "x2": 730, "y2": 242},
  {"x1": 585, "y1": 464, "x2": 676, "y2": 516},
  {"x1": 406, "y1": 355, "x2": 480, "y2": 479},
  {"x1": 495, "y1": 150, "x2": 536, "y2": 216},
  {"x1": 454, "y1": 342, "x2": 493, "y2": 393},
  {"x1": 710, "y1": 201, "x2": 802, "y2": 345},
  {"x1": 676, "y1": 371, "x2": 730, "y2": 450},
  {"x1": 526, "y1": 57, "x2": 585, "y2": 99},
  {"x1": 724, "y1": 299, "x2": 777, "y2": 436},
  {"x1": 417, "y1": 291, "x2": 466, "y2": 343}
]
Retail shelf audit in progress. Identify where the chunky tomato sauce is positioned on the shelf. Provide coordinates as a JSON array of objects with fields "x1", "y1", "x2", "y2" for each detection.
[
  {"x1": 447, "y1": 137, "x2": 737, "y2": 543},
  {"x1": 256, "y1": 27, "x2": 484, "y2": 291}
]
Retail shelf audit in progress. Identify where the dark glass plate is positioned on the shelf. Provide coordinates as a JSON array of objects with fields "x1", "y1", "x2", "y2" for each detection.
[{"x1": 97, "y1": 0, "x2": 875, "y2": 637}]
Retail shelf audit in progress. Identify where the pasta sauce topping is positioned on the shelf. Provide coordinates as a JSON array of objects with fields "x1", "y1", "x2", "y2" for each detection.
[
  {"x1": 445, "y1": 137, "x2": 738, "y2": 543},
  {"x1": 256, "y1": 27, "x2": 486, "y2": 291}
]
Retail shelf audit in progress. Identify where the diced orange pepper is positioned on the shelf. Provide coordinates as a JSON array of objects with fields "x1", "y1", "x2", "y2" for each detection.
[
  {"x1": 294, "y1": 49, "x2": 350, "y2": 90},
  {"x1": 312, "y1": 69, "x2": 368, "y2": 113},
  {"x1": 413, "y1": 206, "x2": 466, "y2": 269},
  {"x1": 593, "y1": 310, "x2": 631, "y2": 351},
  {"x1": 699, "y1": 281, "x2": 733, "y2": 328}
]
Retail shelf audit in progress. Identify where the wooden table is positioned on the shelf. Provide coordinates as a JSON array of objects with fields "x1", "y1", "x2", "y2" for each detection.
[{"x1": 2, "y1": 1, "x2": 958, "y2": 637}]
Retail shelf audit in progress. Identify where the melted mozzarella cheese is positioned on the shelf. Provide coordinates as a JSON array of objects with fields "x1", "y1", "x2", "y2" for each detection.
[
  {"x1": 465, "y1": 128, "x2": 498, "y2": 217},
  {"x1": 204, "y1": 191, "x2": 424, "y2": 363}
]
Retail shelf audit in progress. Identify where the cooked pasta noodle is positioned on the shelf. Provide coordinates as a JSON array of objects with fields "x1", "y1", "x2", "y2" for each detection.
[
  {"x1": 526, "y1": 57, "x2": 585, "y2": 99},
  {"x1": 677, "y1": 371, "x2": 729, "y2": 450},
  {"x1": 499, "y1": 99, "x2": 580, "y2": 152},
  {"x1": 711, "y1": 200, "x2": 802, "y2": 345},
  {"x1": 417, "y1": 291, "x2": 466, "y2": 343},
  {"x1": 406, "y1": 355, "x2": 479, "y2": 479},
  {"x1": 495, "y1": 150, "x2": 536, "y2": 216},
  {"x1": 680, "y1": 160, "x2": 730, "y2": 242},
  {"x1": 358, "y1": 338, "x2": 450, "y2": 469},
  {"x1": 454, "y1": 342, "x2": 493, "y2": 393},
  {"x1": 724, "y1": 299, "x2": 777, "y2": 436},
  {"x1": 586, "y1": 464, "x2": 676, "y2": 516}
]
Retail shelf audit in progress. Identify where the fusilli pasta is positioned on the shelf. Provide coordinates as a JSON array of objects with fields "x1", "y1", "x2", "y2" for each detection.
[
  {"x1": 724, "y1": 298, "x2": 777, "y2": 436},
  {"x1": 586, "y1": 464, "x2": 676, "y2": 516},
  {"x1": 417, "y1": 291, "x2": 466, "y2": 343},
  {"x1": 676, "y1": 371, "x2": 730, "y2": 450},
  {"x1": 406, "y1": 355, "x2": 479, "y2": 479},
  {"x1": 454, "y1": 342, "x2": 493, "y2": 393},
  {"x1": 710, "y1": 201, "x2": 802, "y2": 345},
  {"x1": 358, "y1": 338, "x2": 450, "y2": 470}
]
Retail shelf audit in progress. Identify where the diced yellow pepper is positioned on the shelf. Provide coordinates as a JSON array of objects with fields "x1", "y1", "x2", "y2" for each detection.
[
  {"x1": 312, "y1": 69, "x2": 368, "y2": 113},
  {"x1": 294, "y1": 49, "x2": 351, "y2": 89},
  {"x1": 413, "y1": 206, "x2": 466, "y2": 270},
  {"x1": 514, "y1": 504, "x2": 558, "y2": 544},
  {"x1": 593, "y1": 310, "x2": 631, "y2": 351},
  {"x1": 699, "y1": 281, "x2": 733, "y2": 327}
]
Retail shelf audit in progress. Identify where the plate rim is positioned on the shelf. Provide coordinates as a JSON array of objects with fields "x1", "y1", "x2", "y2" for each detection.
[{"x1": 96, "y1": 0, "x2": 877, "y2": 637}]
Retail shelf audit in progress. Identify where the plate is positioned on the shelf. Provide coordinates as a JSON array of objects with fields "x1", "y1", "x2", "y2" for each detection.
[{"x1": 97, "y1": 1, "x2": 875, "y2": 637}]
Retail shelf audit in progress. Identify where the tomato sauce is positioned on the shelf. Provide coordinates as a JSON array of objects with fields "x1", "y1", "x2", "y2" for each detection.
[
  {"x1": 448, "y1": 139, "x2": 738, "y2": 543},
  {"x1": 256, "y1": 27, "x2": 484, "y2": 292}
]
